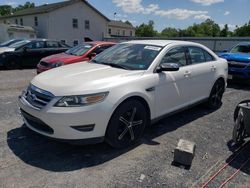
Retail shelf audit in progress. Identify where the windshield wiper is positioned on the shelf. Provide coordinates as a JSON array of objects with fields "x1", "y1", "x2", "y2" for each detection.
[{"x1": 92, "y1": 60, "x2": 129, "y2": 70}]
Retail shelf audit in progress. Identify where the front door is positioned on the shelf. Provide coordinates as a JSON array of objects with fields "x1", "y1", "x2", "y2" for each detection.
[
  {"x1": 21, "y1": 41, "x2": 45, "y2": 67},
  {"x1": 155, "y1": 46, "x2": 193, "y2": 117}
]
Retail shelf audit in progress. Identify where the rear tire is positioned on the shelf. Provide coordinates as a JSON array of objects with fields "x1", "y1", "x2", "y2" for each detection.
[
  {"x1": 207, "y1": 79, "x2": 225, "y2": 109},
  {"x1": 105, "y1": 100, "x2": 147, "y2": 148}
]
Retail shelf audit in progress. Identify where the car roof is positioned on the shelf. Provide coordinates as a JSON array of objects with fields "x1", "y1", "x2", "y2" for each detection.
[
  {"x1": 123, "y1": 40, "x2": 201, "y2": 47},
  {"x1": 86, "y1": 41, "x2": 116, "y2": 45}
]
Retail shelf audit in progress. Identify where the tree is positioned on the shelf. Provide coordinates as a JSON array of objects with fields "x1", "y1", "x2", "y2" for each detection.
[
  {"x1": 125, "y1": 20, "x2": 133, "y2": 26},
  {"x1": 220, "y1": 24, "x2": 229, "y2": 37},
  {"x1": 161, "y1": 27, "x2": 179, "y2": 37},
  {"x1": 135, "y1": 20, "x2": 157, "y2": 37},
  {"x1": 0, "y1": 5, "x2": 12, "y2": 16},
  {"x1": 234, "y1": 21, "x2": 250, "y2": 36},
  {"x1": 14, "y1": 2, "x2": 35, "y2": 12}
]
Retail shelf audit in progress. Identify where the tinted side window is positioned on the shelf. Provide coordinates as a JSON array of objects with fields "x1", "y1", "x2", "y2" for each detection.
[
  {"x1": 161, "y1": 47, "x2": 187, "y2": 67},
  {"x1": 46, "y1": 41, "x2": 59, "y2": 48},
  {"x1": 25, "y1": 41, "x2": 45, "y2": 49},
  {"x1": 93, "y1": 45, "x2": 112, "y2": 54},
  {"x1": 203, "y1": 50, "x2": 215, "y2": 62},
  {"x1": 188, "y1": 47, "x2": 206, "y2": 64}
]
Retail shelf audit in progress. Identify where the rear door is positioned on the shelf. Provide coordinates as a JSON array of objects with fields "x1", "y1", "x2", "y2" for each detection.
[
  {"x1": 45, "y1": 41, "x2": 68, "y2": 57},
  {"x1": 186, "y1": 46, "x2": 217, "y2": 102}
]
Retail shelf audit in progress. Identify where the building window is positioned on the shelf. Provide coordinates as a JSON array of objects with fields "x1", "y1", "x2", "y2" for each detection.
[
  {"x1": 73, "y1": 40, "x2": 78, "y2": 46},
  {"x1": 72, "y1": 18, "x2": 78, "y2": 28},
  {"x1": 108, "y1": 28, "x2": 111, "y2": 34},
  {"x1": 34, "y1": 16, "x2": 38, "y2": 26},
  {"x1": 30, "y1": 34, "x2": 35, "y2": 38},
  {"x1": 20, "y1": 18, "x2": 23, "y2": 25},
  {"x1": 130, "y1": 30, "x2": 133, "y2": 36},
  {"x1": 122, "y1": 30, "x2": 125, "y2": 36},
  {"x1": 15, "y1": 19, "x2": 18, "y2": 24},
  {"x1": 117, "y1": 30, "x2": 120, "y2": 36},
  {"x1": 3, "y1": 20, "x2": 6, "y2": 24},
  {"x1": 85, "y1": 20, "x2": 90, "y2": 30}
]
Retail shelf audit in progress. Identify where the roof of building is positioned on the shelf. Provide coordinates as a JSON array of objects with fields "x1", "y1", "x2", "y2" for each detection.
[
  {"x1": 108, "y1": 20, "x2": 134, "y2": 29},
  {"x1": 0, "y1": 0, "x2": 109, "y2": 21}
]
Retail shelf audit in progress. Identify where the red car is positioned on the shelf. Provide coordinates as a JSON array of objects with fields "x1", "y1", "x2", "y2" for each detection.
[{"x1": 37, "y1": 41, "x2": 116, "y2": 73}]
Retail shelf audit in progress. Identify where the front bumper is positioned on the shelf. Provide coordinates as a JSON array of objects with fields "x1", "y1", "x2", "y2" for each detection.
[
  {"x1": 18, "y1": 94, "x2": 113, "y2": 141},
  {"x1": 228, "y1": 64, "x2": 250, "y2": 79}
]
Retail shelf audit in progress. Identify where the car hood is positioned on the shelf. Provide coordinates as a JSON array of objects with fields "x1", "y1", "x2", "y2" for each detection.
[
  {"x1": 31, "y1": 62, "x2": 145, "y2": 96},
  {"x1": 219, "y1": 53, "x2": 250, "y2": 63},
  {"x1": 41, "y1": 53, "x2": 83, "y2": 64},
  {"x1": 0, "y1": 47, "x2": 15, "y2": 54}
]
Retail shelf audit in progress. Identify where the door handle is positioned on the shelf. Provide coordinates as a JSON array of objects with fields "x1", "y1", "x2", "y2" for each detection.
[
  {"x1": 184, "y1": 71, "x2": 191, "y2": 77},
  {"x1": 211, "y1": 65, "x2": 216, "y2": 71}
]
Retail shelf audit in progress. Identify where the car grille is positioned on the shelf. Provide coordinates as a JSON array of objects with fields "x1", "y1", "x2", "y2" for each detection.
[
  {"x1": 21, "y1": 109, "x2": 54, "y2": 134},
  {"x1": 39, "y1": 61, "x2": 50, "y2": 67},
  {"x1": 228, "y1": 61, "x2": 248, "y2": 69},
  {"x1": 23, "y1": 85, "x2": 54, "y2": 109}
]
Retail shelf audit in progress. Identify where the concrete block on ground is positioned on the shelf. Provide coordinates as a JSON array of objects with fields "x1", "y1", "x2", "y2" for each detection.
[{"x1": 173, "y1": 139, "x2": 196, "y2": 166}]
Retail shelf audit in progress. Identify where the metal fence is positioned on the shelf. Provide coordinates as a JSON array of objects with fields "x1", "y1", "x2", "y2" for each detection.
[{"x1": 103, "y1": 37, "x2": 250, "y2": 52}]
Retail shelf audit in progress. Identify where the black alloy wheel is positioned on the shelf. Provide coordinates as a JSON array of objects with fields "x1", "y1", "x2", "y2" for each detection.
[
  {"x1": 232, "y1": 109, "x2": 246, "y2": 144},
  {"x1": 207, "y1": 79, "x2": 225, "y2": 109},
  {"x1": 106, "y1": 100, "x2": 147, "y2": 148}
]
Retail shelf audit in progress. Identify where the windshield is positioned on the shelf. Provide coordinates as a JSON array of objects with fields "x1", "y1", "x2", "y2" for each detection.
[
  {"x1": 9, "y1": 40, "x2": 30, "y2": 48},
  {"x1": 65, "y1": 43, "x2": 93, "y2": 56},
  {"x1": 230, "y1": 44, "x2": 250, "y2": 53},
  {"x1": 91, "y1": 43, "x2": 162, "y2": 70}
]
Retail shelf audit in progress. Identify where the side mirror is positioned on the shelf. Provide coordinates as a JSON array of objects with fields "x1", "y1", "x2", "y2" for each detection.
[
  {"x1": 88, "y1": 52, "x2": 97, "y2": 59},
  {"x1": 156, "y1": 63, "x2": 180, "y2": 73}
]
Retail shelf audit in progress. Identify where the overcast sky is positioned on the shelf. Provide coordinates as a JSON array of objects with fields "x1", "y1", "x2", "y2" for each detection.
[{"x1": 1, "y1": 0, "x2": 249, "y2": 31}]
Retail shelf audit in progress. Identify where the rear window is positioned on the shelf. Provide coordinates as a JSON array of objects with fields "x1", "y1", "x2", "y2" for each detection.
[{"x1": 65, "y1": 43, "x2": 94, "y2": 56}]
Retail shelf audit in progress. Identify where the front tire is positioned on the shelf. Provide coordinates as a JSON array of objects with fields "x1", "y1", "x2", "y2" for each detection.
[
  {"x1": 207, "y1": 79, "x2": 225, "y2": 109},
  {"x1": 5, "y1": 59, "x2": 20, "y2": 70},
  {"x1": 105, "y1": 100, "x2": 147, "y2": 148}
]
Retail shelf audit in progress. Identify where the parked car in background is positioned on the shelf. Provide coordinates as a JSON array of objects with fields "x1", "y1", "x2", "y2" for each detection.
[
  {"x1": 19, "y1": 40, "x2": 228, "y2": 148},
  {"x1": 37, "y1": 41, "x2": 116, "y2": 73},
  {"x1": 219, "y1": 42, "x2": 250, "y2": 80},
  {"x1": 0, "y1": 39, "x2": 24, "y2": 47},
  {"x1": 0, "y1": 39, "x2": 70, "y2": 69}
]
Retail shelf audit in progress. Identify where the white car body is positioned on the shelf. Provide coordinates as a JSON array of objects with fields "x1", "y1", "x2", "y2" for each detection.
[{"x1": 18, "y1": 40, "x2": 228, "y2": 145}]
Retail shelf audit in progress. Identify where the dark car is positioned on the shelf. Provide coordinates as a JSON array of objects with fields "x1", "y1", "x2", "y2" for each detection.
[
  {"x1": 37, "y1": 41, "x2": 116, "y2": 73},
  {"x1": 0, "y1": 39, "x2": 70, "y2": 69}
]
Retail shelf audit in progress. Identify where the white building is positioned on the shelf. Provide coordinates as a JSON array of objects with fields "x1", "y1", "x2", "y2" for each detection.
[
  {"x1": 107, "y1": 20, "x2": 135, "y2": 37},
  {"x1": 0, "y1": 0, "x2": 112, "y2": 46},
  {"x1": 0, "y1": 23, "x2": 36, "y2": 43}
]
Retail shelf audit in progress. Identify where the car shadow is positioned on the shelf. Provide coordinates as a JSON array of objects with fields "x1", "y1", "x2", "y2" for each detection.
[
  {"x1": 226, "y1": 140, "x2": 250, "y2": 175},
  {"x1": 7, "y1": 104, "x2": 216, "y2": 172},
  {"x1": 227, "y1": 80, "x2": 250, "y2": 91}
]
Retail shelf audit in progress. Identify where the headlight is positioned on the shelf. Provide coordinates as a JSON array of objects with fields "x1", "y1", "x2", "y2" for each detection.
[
  {"x1": 54, "y1": 92, "x2": 109, "y2": 107},
  {"x1": 52, "y1": 62, "x2": 64, "y2": 68}
]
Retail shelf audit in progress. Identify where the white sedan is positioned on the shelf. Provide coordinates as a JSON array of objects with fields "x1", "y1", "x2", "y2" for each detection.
[{"x1": 18, "y1": 40, "x2": 228, "y2": 148}]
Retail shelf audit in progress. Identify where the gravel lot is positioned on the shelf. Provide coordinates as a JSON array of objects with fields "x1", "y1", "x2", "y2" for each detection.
[{"x1": 0, "y1": 69, "x2": 249, "y2": 188}]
